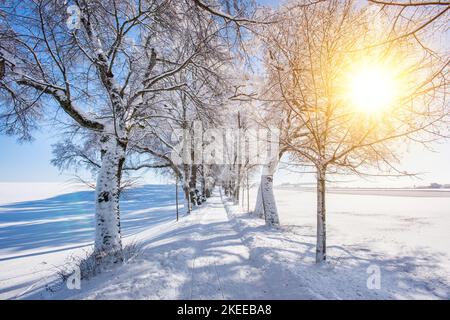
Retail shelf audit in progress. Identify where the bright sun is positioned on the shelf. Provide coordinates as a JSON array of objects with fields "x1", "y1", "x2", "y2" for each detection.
[{"x1": 347, "y1": 65, "x2": 397, "y2": 113}]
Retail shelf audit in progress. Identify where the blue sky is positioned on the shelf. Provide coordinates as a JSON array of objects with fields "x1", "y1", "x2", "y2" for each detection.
[{"x1": 0, "y1": 130, "x2": 60, "y2": 182}]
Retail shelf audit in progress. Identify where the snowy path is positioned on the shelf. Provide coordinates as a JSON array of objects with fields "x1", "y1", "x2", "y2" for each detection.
[{"x1": 187, "y1": 191, "x2": 268, "y2": 299}]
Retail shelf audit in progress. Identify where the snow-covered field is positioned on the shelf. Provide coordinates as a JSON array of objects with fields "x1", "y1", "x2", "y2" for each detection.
[
  {"x1": 240, "y1": 186, "x2": 450, "y2": 299},
  {"x1": 0, "y1": 183, "x2": 449, "y2": 299},
  {"x1": 0, "y1": 183, "x2": 182, "y2": 299},
  {"x1": 271, "y1": 187, "x2": 450, "y2": 255}
]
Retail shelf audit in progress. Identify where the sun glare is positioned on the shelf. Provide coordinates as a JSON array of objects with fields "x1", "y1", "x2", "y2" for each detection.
[{"x1": 347, "y1": 65, "x2": 397, "y2": 114}]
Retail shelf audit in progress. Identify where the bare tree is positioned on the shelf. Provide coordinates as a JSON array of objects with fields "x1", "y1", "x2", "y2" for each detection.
[
  {"x1": 250, "y1": 96, "x2": 298, "y2": 226},
  {"x1": 261, "y1": 0, "x2": 448, "y2": 262},
  {"x1": 367, "y1": 0, "x2": 449, "y2": 51}
]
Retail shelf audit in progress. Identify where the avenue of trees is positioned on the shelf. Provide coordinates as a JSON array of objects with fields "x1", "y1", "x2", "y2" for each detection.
[{"x1": 1, "y1": 0, "x2": 448, "y2": 263}]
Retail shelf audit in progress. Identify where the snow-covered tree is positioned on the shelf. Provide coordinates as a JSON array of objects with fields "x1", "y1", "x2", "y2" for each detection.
[
  {"x1": 0, "y1": 0, "x2": 257, "y2": 257},
  {"x1": 260, "y1": 0, "x2": 449, "y2": 262}
]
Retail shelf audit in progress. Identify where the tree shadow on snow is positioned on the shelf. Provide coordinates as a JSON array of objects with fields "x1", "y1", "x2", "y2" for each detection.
[{"x1": 0, "y1": 185, "x2": 182, "y2": 258}]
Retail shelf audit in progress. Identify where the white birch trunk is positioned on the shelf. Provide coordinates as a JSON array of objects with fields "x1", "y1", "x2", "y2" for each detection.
[
  {"x1": 183, "y1": 181, "x2": 191, "y2": 215},
  {"x1": 234, "y1": 164, "x2": 241, "y2": 205},
  {"x1": 316, "y1": 167, "x2": 326, "y2": 263},
  {"x1": 260, "y1": 174, "x2": 279, "y2": 226},
  {"x1": 182, "y1": 163, "x2": 191, "y2": 214},
  {"x1": 253, "y1": 158, "x2": 280, "y2": 226},
  {"x1": 94, "y1": 135, "x2": 125, "y2": 255}
]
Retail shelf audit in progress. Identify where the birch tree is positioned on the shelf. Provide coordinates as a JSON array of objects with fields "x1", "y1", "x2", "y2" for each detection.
[
  {"x1": 250, "y1": 98, "x2": 298, "y2": 226},
  {"x1": 0, "y1": 0, "x2": 250, "y2": 257},
  {"x1": 262, "y1": 0, "x2": 449, "y2": 262}
]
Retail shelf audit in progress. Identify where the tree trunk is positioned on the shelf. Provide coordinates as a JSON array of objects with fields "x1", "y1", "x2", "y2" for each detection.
[
  {"x1": 241, "y1": 184, "x2": 245, "y2": 207},
  {"x1": 247, "y1": 171, "x2": 250, "y2": 213},
  {"x1": 189, "y1": 164, "x2": 198, "y2": 205},
  {"x1": 183, "y1": 164, "x2": 191, "y2": 214},
  {"x1": 234, "y1": 186, "x2": 239, "y2": 204},
  {"x1": 234, "y1": 164, "x2": 241, "y2": 204},
  {"x1": 228, "y1": 179, "x2": 233, "y2": 199},
  {"x1": 224, "y1": 181, "x2": 229, "y2": 197},
  {"x1": 175, "y1": 175, "x2": 179, "y2": 221},
  {"x1": 253, "y1": 158, "x2": 280, "y2": 226},
  {"x1": 205, "y1": 185, "x2": 211, "y2": 198},
  {"x1": 183, "y1": 182, "x2": 191, "y2": 214},
  {"x1": 200, "y1": 165, "x2": 206, "y2": 198},
  {"x1": 94, "y1": 135, "x2": 125, "y2": 256},
  {"x1": 316, "y1": 167, "x2": 326, "y2": 263},
  {"x1": 260, "y1": 175, "x2": 279, "y2": 226}
]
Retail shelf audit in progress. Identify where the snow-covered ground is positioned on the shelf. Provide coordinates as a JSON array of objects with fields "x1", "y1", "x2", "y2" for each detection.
[
  {"x1": 230, "y1": 186, "x2": 450, "y2": 299},
  {"x1": 0, "y1": 183, "x2": 182, "y2": 299},
  {"x1": 0, "y1": 183, "x2": 449, "y2": 299}
]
